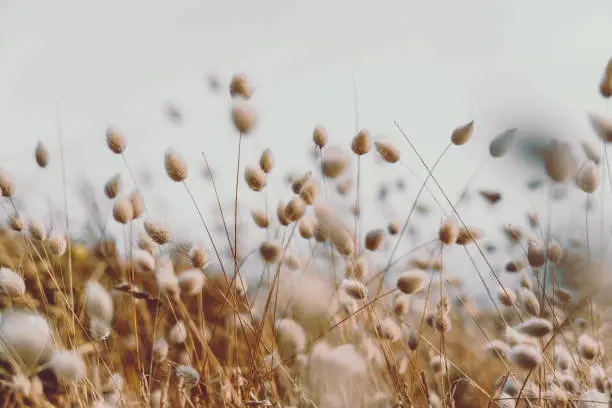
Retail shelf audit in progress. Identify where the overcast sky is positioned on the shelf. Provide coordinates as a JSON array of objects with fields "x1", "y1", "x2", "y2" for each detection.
[{"x1": 1, "y1": 0, "x2": 612, "y2": 295}]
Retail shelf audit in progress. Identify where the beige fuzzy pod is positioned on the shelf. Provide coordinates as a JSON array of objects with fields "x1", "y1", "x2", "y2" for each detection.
[
  {"x1": 0, "y1": 170, "x2": 14, "y2": 197},
  {"x1": 47, "y1": 350, "x2": 86, "y2": 382},
  {"x1": 259, "y1": 242, "x2": 284, "y2": 263},
  {"x1": 104, "y1": 173, "x2": 121, "y2": 199},
  {"x1": 229, "y1": 73, "x2": 253, "y2": 100},
  {"x1": 84, "y1": 280, "x2": 114, "y2": 323},
  {"x1": 374, "y1": 141, "x2": 400, "y2": 163},
  {"x1": 321, "y1": 147, "x2": 349, "y2": 178},
  {"x1": 106, "y1": 127, "x2": 126, "y2": 154},
  {"x1": 34, "y1": 142, "x2": 49, "y2": 168},
  {"x1": 0, "y1": 267, "x2": 25, "y2": 297},
  {"x1": 577, "y1": 160, "x2": 599, "y2": 193},
  {"x1": 245, "y1": 166, "x2": 267, "y2": 191},
  {"x1": 259, "y1": 148, "x2": 274, "y2": 173},
  {"x1": 168, "y1": 320, "x2": 188, "y2": 345},
  {"x1": 231, "y1": 103, "x2": 257, "y2": 134},
  {"x1": 299, "y1": 180, "x2": 319, "y2": 205},
  {"x1": 112, "y1": 196, "x2": 133, "y2": 224},
  {"x1": 364, "y1": 229, "x2": 385, "y2": 251},
  {"x1": 527, "y1": 240, "x2": 546, "y2": 268},
  {"x1": 152, "y1": 337, "x2": 169, "y2": 362},
  {"x1": 190, "y1": 246, "x2": 208, "y2": 268},
  {"x1": 298, "y1": 218, "x2": 314, "y2": 239},
  {"x1": 28, "y1": 219, "x2": 47, "y2": 241},
  {"x1": 544, "y1": 140, "x2": 574, "y2": 182},
  {"x1": 509, "y1": 344, "x2": 542, "y2": 369},
  {"x1": 351, "y1": 129, "x2": 371, "y2": 155},
  {"x1": 48, "y1": 234, "x2": 67, "y2": 256},
  {"x1": 0, "y1": 309, "x2": 56, "y2": 374},
  {"x1": 313, "y1": 126, "x2": 328, "y2": 148},
  {"x1": 582, "y1": 140, "x2": 601, "y2": 164},
  {"x1": 9, "y1": 214, "x2": 24, "y2": 232},
  {"x1": 144, "y1": 219, "x2": 171, "y2": 245},
  {"x1": 514, "y1": 317, "x2": 553, "y2": 337},
  {"x1": 451, "y1": 120, "x2": 474, "y2": 146},
  {"x1": 438, "y1": 220, "x2": 459, "y2": 245},
  {"x1": 129, "y1": 190, "x2": 145, "y2": 219},
  {"x1": 396, "y1": 270, "x2": 426, "y2": 294},
  {"x1": 178, "y1": 269, "x2": 206, "y2": 296},
  {"x1": 341, "y1": 279, "x2": 368, "y2": 300},
  {"x1": 284, "y1": 197, "x2": 305, "y2": 222},
  {"x1": 251, "y1": 209, "x2": 269, "y2": 228},
  {"x1": 176, "y1": 365, "x2": 200, "y2": 389},
  {"x1": 133, "y1": 249, "x2": 155, "y2": 273},
  {"x1": 277, "y1": 201, "x2": 290, "y2": 226},
  {"x1": 275, "y1": 318, "x2": 307, "y2": 358},
  {"x1": 164, "y1": 149, "x2": 188, "y2": 182}
]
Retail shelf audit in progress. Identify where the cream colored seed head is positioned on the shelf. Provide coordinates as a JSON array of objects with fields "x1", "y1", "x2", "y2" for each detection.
[
  {"x1": 35, "y1": 142, "x2": 49, "y2": 168},
  {"x1": 313, "y1": 126, "x2": 327, "y2": 148},
  {"x1": 0, "y1": 267, "x2": 25, "y2": 297},
  {"x1": 277, "y1": 201, "x2": 290, "y2": 226},
  {"x1": 9, "y1": 214, "x2": 24, "y2": 232},
  {"x1": 259, "y1": 148, "x2": 274, "y2": 173},
  {"x1": 190, "y1": 247, "x2": 208, "y2": 268},
  {"x1": 260, "y1": 242, "x2": 284, "y2": 263},
  {"x1": 451, "y1": 120, "x2": 474, "y2": 146},
  {"x1": 164, "y1": 149, "x2": 188, "y2": 182},
  {"x1": 112, "y1": 196, "x2": 133, "y2": 224},
  {"x1": 129, "y1": 190, "x2": 145, "y2": 219},
  {"x1": 397, "y1": 270, "x2": 426, "y2": 294},
  {"x1": 106, "y1": 127, "x2": 126, "y2": 154},
  {"x1": 245, "y1": 166, "x2": 267, "y2": 191},
  {"x1": 439, "y1": 220, "x2": 459, "y2": 245},
  {"x1": 251, "y1": 209, "x2": 269, "y2": 229},
  {"x1": 364, "y1": 229, "x2": 385, "y2": 251},
  {"x1": 28, "y1": 219, "x2": 47, "y2": 241},
  {"x1": 231, "y1": 103, "x2": 257, "y2": 134},
  {"x1": 599, "y1": 57, "x2": 612, "y2": 98},
  {"x1": 351, "y1": 129, "x2": 371, "y2": 155},
  {"x1": 299, "y1": 180, "x2": 319, "y2": 205},
  {"x1": 299, "y1": 218, "x2": 314, "y2": 239},
  {"x1": 229, "y1": 73, "x2": 253, "y2": 100},
  {"x1": 545, "y1": 141, "x2": 573, "y2": 182},
  {"x1": 48, "y1": 234, "x2": 67, "y2": 256},
  {"x1": 577, "y1": 160, "x2": 599, "y2": 193},
  {"x1": 374, "y1": 141, "x2": 400, "y2": 163},
  {"x1": 0, "y1": 170, "x2": 15, "y2": 197},
  {"x1": 144, "y1": 219, "x2": 171, "y2": 245},
  {"x1": 104, "y1": 173, "x2": 122, "y2": 199},
  {"x1": 285, "y1": 197, "x2": 306, "y2": 222}
]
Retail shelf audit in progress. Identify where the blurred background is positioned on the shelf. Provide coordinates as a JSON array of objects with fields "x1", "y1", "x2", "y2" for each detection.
[{"x1": 1, "y1": 0, "x2": 612, "y2": 297}]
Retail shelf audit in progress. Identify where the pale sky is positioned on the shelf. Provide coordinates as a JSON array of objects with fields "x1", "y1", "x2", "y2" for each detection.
[{"x1": 1, "y1": 0, "x2": 612, "y2": 296}]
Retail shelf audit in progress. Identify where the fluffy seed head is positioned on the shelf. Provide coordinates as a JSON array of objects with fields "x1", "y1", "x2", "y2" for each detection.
[
  {"x1": 260, "y1": 242, "x2": 284, "y2": 263},
  {"x1": 34, "y1": 142, "x2": 49, "y2": 168},
  {"x1": 0, "y1": 170, "x2": 14, "y2": 197},
  {"x1": 388, "y1": 222, "x2": 400, "y2": 235},
  {"x1": 229, "y1": 73, "x2": 253, "y2": 99},
  {"x1": 341, "y1": 279, "x2": 367, "y2": 300},
  {"x1": 544, "y1": 141, "x2": 573, "y2": 182},
  {"x1": 152, "y1": 337, "x2": 169, "y2": 362},
  {"x1": 251, "y1": 209, "x2": 269, "y2": 229},
  {"x1": 104, "y1": 173, "x2": 121, "y2": 199},
  {"x1": 48, "y1": 234, "x2": 67, "y2": 256},
  {"x1": 164, "y1": 149, "x2": 188, "y2": 182},
  {"x1": 0, "y1": 267, "x2": 25, "y2": 297},
  {"x1": 578, "y1": 334, "x2": 598, "y2": 360},
  {"x1": 439, "y1": 220, "x2": 459, "y2": 245},
  {"x1": 0, "y1": 310, "x2": 55, "y2": 373},
  {"x1": 451, "y1": 120, "x2": 474, "y2": 145},
  {"x1": 321, "y1": 147, "x2": 349, "y2": 178},
  {"x1": 489, "y1": 128, "x2": 517, "y2": 158},
  {"x1": 351, "y1": 130, "x2": 371, "y2": 155},
  {"x1": 245, "y1": 166, "x2": 267, "y2": 191},
  {"x1": 365, "y1": 229, "x2": 385, "y2": 251},
  {"x1": 291, "y1": 171, "x2": 312, "y2": 194},
  {"x1": 285, "y1": 197, "x2": 306, "y2": 222},
  {"x1": 577, "y1": 161, "x2": 599, "y2": 193},
  {"x1": 190, "y1": 247, "x2": 208, "y2": 268},
  {"x1": 133, "y1": 249, "x2": 155, "y2": 273},
  {"x1": 106, "y1": 127, "x2": 126, "y2": 154},
  {"x1": 176, "y1": 365, "x2": 200, "y2": 389},
  {"x1": 277, "y1": 201, "x2": 290, "y2": 226},
  {"x1": 144, "y1": 219, "x2": 171, "y2": 245},
  {"x1": 9, "y1": 215, "x2": 24, "y2": 232},
  {"x1": 527, "y1": 240, "x2": 546, "y2": 268},
  {"x1": 48, "y1": 351, "x2": 86, "y2": 382},
  {"x1": 345, "y1": 257, "x2": 367, "y2": 280},
  {"x1": 89, "y1": 317, "x2": 111, "y2": 342},
  {"x1": 313, "y1": 126, "x2": 327, "y2": 147},
  {"x1": 178, "y1": 269, "x2": 206, "y2": 296},
  {"x1": 520, "y1": 289, "x2": 541, "y2": 316},
  {"x1": 275, "y1": 319, "x2": 307, "y2": 357},
  {"x1": 299, "y1": 218, "x2": 314, "y2": 239},
  {"x1": 85, "y1": 281, "x2": 114, "y2": 323},
  {"x1": 485, "y1": 340, "x2": 510, "y2": 359},
  {"x1": 397, "y1": 270, "x2": 426, "y2": 294},
  {"x1": 456, "y1": 226, "x2": 483, "y2": 245},
  {"x1": 547, "y1": 240, "x2": 563, "y2": 264},
  {"x1": 509, "y1": 344, "x2": 543, "y2": 369},
  {"x1": 112, "y1": 196, "x2": 133, "y2": 224},
  {"x1": 582, "y1": 140, "x2": 601, "y2": 164},
  {"x1": 169, "y1": 321, "x2": 188, "y2": 344},
  {"x1": 497, "y1": 288, "x2": 516, "y2": 307},
  {"x1": 299, "y1": 180, "x2": 319, "y2": 205},
  {"x1": 28, "y1": 219, "x2": 47, "y2": 241},
  {"x1": 259, "y1": 148, "x2": 274, "y2": 173},
  {"x1": 231, "y1": 103, "x2": 257, "y2": 134},
  {"x1": 515, "y1": 318, "x2": 553, "y2": 337},
  {"x1": 374, "y1": 141, "x2": 400, "y2": 163},
  {"x1": 129, "y1": 190, "x2": 145, "y2": 219}
]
